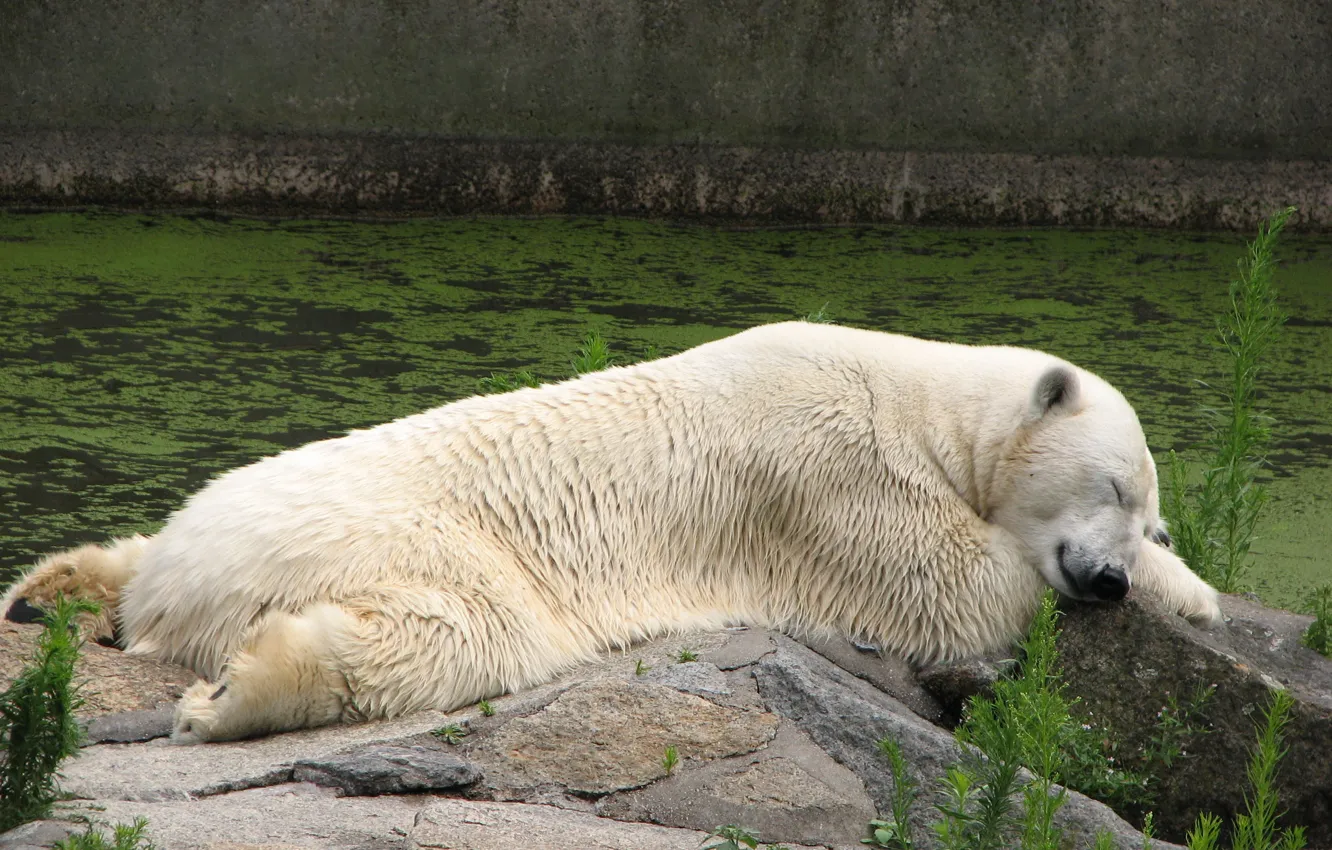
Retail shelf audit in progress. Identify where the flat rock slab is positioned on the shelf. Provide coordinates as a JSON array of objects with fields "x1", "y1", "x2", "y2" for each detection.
[
  {"x1": 48, "y1": 783, "x2": 421, "y2": 849},
  {"x1": 642, "y1": 660, "x2": 732, "y2": 697},
  {"x1": 409, "y1": 799, "x2": 824, "y2": 850},
  {"x1": 61, "y1": 710, "x2": 455, "y2": 801},
  {"x1": 0, "y1": 621, "x2": 196, "y2": 717},
  {"x1": 599, "y1": 721, "x2": 875, "y2": 849},
  {"x1": 293, "y1": 745, "x2": 481, "y2": 796},
  {"x1": 474, "y1": 678, "x2": 780, "y2": 796}
]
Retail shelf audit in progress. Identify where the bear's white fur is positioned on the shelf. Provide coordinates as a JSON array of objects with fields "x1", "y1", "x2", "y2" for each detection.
[{"x1": 2, "y1": 322, "x2": 1221, "y2": 743}]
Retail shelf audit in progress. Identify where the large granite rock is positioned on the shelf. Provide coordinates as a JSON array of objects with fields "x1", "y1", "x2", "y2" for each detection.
[{"x1": 1058, "y1": 592, "x2": 1332, "y2": 846}]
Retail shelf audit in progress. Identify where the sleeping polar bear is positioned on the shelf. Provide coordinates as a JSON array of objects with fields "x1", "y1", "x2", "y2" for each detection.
[{"x1": 3, "y1": 322, "x2": 1221, "y2": 743}]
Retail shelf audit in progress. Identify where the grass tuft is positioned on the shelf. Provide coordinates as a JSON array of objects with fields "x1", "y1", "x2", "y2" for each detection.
[{"x1": 54, "y1": 818, "x2": 156, "y2": 850}]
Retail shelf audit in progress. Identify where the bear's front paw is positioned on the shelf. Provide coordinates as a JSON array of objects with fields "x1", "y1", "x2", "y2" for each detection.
[
  {"x1": 1180, "y1": 585, "x2": 1224, "y2": 629},
  {"x1": 172, "y1": 679, "x2": 227, "y2": 745}
]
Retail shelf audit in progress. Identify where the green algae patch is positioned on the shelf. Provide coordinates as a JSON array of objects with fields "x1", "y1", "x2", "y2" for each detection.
[{"x1": 1, "y1": 212, "x2": 1329, "y2": 607}]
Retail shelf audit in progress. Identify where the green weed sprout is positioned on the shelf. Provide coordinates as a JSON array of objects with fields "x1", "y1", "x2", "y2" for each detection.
[
  {"x1": 1165, "y1": 207, "x2": 1295, "y2": 593},
  {"x1": 676, "y1": 649, "x2": 699, "y2": 663},
  {"x1": 1299, "y1": 585, "x2": 1332, "y2": 658},
  {"x1": 1230, "y1": 689, "x2": 1305, "y2": 850},
  {"x1": 478, "y1": 369, "x2": 542, "y2": 394},
  {"x1": 571, "y1": 332, "x2": 613, "y2": 375},
  {"x1": 634, "y1": 659, "x2": 651, "y2": 676},
  {"x1": 662, "y1": 744, "x2": 679, "y2": 775},
  {"x1": 477, "y1": 699, "x2": 495, "y2": 717},
  {"x1": 54, "y1": 818, "x2": 155, "y2": 850},
  {"x1": 0, "y1": 596, "x2": 99, "y2": 832},
  {"x1": 430, "y1": 723, "x2": 468, "y2": 745},
  {"x1": 864, "y1": 737, "x2": 918, "y2": 849},
  {"x1": 703, "y1": 824, "x2": 761, "y2": 850},
  {"x1": 805, "y1": 304, "x2": 834, "y2": 324}
]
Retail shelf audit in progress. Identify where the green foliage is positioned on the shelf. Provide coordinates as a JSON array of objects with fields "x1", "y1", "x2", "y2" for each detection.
[
  {"x1": 676, "y1": 649, "x2": 699, "y2": 663},
  {"x1": 805, "y1": 304, "x2": 835, "y2": 323},
  {"x1": 1164, "y1": 207, "x2": 1295, "y2": 593},
  {"x1": 1188, "y1": 813, "x2": 1224, "y2": 850},
  {"x1": 1094, "y1": 831, "x2": 1117, "y2": 850},
  {"x1": 478, "y1": 329, "x2": 630, "y2": 395},
  {"x1": 1231, "y1": 689, "x2": 1305, "y2": 850},
  {"x1": 1299, "y1": 585, "x2": 1332, "y2": 658},
  {"x1": 703, "y1": 824, "x2": 761, "y2": 850},
  {"x1": 478, "y1": 369, "x2": 542, "y2": 394},
  {"x1": 958, "y1": 592, "x2": 1147, "y2": 813},
  {"x1": 866, "y1": 738, "x2": 918, "y2": 850},
  {"x1": 1142, "y1": 683, "x2": 1216, "y2": 771},
  {"x1": 477, "y1": 699, "x2": 495, "y2": 717},
  {"x1": 634, "y1": 659, "x2": 651, "y2": 676},
  {"x1": 0, "y1": 596, "x2": 99, "y2": 832},
  {"x1": 571, "y1": 332, "x2": 613, "y2": 375},
  {"x1": 662, "y1": 744, "x2": 679, "y2": 775},
  {"x1": 54, "y1": 819, "x2": 155, "y2": 850},
  {"x1": 430, "y1": 723, "x2": 468, "y2": 745}
]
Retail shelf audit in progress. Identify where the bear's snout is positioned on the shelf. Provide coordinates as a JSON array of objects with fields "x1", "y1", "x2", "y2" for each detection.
[{"x1": 1088, "y1": 565, "x2": 1129, "y2": 601}]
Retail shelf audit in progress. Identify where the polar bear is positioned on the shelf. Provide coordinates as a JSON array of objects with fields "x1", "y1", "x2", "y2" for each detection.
[{"x1": 3, "y1": 322, "x2": 1221, "y2": 743}]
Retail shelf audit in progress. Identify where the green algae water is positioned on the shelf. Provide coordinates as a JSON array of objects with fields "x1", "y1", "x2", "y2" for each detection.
[{"x1": 1, "y1": 212, "x2": 1329, "y2": 608}]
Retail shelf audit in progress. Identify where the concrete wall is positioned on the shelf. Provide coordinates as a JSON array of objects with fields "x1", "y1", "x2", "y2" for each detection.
[{"x1": 2, "y1": 0, "x2": 1330, "y2": 226}]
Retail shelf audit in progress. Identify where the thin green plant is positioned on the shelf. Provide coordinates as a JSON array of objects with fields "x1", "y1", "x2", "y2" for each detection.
[
  {"x1": 0, "y1": 595, "x2": 99, "y2": 832},
  {"x1": 1165, "y1": 206, "x2": 1295, "y2": 593},
  {"x1": 1299, "y1": 585, "x2": 1332, "y2": 658},
  {"x1": 662, "y1": 744, "x2": 679, "y2": 775},
  {"x1": 477, "y1": 699, "x2": 495, "y2": 717},
  {"x1": 54, "y1": 818, "x2": 156, "y2": 850},
  {"x1": 634, "y1": 659, "x2": 651, "y2": 676},
  {"x1": 864, "y1": 737, "x2": 918, "y2": 849},
  {"x1": 1230, "y1": 689, "x2": 1305, "y2": 850},
  {"x1": 676, "y1": 649, "x2": 698, "y2": 663}
]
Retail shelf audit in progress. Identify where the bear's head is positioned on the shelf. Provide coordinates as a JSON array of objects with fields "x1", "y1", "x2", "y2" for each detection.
[{"x1": 987, "y1": 364, "x2": 1170, "y2": 603}]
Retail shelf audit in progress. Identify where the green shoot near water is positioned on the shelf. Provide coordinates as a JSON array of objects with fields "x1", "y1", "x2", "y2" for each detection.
[
  {"x1": 0, "y1": 596, "x2": 99, "y2": 833},
  {"x1": 1166, "y1": 207, "x2": 1295, "y2": 593},
  {"x1": 1299, "y1": 585, "x2": 1332, "y2": 658},
  {"x1": 571, "y1": 331, "x2": 613, "y2": 375}
]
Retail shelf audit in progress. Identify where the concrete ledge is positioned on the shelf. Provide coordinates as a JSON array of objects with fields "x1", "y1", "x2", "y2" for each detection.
[{"x1": 2, "y1": 129, "x2": 1328, "y2": 230}]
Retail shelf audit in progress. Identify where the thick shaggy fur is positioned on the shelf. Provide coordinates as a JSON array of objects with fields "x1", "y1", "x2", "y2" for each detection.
[{"x1": 2, "y1": 323, "x2": 1221, "y2": 743}]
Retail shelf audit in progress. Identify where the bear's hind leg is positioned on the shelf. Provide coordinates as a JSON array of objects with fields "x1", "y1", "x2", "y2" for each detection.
[
  {"x1": 172, "y1": 583, "x2": 572, "y2": 743},
  {"x1": 2, "y1": 535, "x2": 152, "y2": 643},
  {"x1": 172, "y1": 603, "x2": 357, "y2": 744}
]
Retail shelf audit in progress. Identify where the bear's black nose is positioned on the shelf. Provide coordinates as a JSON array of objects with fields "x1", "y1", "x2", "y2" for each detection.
[{"x1": 1089, "y1": 566, "x2": 1129, "y2": 601}]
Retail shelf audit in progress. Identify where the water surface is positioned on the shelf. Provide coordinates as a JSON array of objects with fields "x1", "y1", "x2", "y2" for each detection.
[{"x1": 1, "y1": 212, "x2": 1328, "y2": 607}]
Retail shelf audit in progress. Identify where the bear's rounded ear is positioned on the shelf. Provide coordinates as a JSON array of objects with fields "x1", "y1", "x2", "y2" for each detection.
[{"x1": 1029, "y1": 365, "x2": 1081, "y2": 420}]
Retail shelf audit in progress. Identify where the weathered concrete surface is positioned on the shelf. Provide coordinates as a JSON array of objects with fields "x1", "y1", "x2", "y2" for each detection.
[
  {"x1": 2, "y1": 0, "x2": 1327, "y2": 159},
  {"x1": 1059, "y1": 593, "x2": 1332, "y2": 846},
  {"x1": 2, "y1": 130, "x2": 1328, "y2": 230}
]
